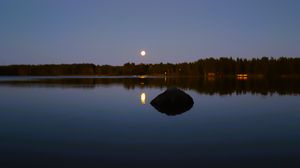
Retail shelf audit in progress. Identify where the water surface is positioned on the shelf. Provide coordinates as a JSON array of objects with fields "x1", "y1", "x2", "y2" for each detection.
[{"x1": 0, "y1": 77, "x2": 300, "y2": 167}]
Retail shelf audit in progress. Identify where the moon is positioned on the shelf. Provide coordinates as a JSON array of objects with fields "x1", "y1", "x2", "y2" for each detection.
[{"x1": 140, "y1": 50, "x2": 146, "y2": 56}]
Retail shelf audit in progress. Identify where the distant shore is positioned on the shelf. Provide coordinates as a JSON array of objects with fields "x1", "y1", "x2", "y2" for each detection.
[{"x1": 0, "y1": 57, "x2": 299, "y2": 77}]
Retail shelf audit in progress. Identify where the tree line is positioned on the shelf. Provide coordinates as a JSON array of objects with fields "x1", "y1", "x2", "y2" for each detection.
[{"x1": 0, "y1": 57, "x2": 299, "y2": 77}]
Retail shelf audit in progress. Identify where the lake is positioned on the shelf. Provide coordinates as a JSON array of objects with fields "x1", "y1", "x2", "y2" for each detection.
[{"x1": 0, "y1": 76, "x2": 300, "y2": 167}]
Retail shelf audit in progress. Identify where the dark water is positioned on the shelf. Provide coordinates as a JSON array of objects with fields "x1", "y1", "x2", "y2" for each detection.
[{"x1": 1, "y1": 76, "x2": 300, "y2": 167}]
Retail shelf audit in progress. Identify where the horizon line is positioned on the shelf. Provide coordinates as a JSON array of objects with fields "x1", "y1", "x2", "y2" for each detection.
[{"x1": 0, "y1": 56, "x2": 299, "y2": 66}]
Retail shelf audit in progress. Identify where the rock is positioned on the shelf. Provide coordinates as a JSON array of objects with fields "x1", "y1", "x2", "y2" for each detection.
[{"x1": 150, "y1": 87, "x2": 194, "y2": 116}]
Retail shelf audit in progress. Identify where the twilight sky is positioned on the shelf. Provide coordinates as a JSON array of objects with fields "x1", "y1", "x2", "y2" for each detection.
[{"x1": 0, "y1": 0, "x2": 299, "y2": 65}]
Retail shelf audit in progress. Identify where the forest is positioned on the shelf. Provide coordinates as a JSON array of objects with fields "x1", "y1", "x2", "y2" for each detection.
[{"x1": 0, "y1": 57, "x2": 299, "y2": 77}]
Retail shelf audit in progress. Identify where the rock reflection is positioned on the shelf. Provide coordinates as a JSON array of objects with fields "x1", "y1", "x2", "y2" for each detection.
[{"x1": 150, "y1": 87, "x2": 194, "y2": 116}]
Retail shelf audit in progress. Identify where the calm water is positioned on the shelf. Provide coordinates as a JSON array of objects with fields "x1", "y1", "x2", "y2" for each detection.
[{"x1": 1, "y1": 77, "x2": 300, "y2": 167}]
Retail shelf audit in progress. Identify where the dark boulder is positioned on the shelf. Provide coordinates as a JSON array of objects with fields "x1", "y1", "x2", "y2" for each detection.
[{"x1": 150, "y1": 87, "x2": 194, "y2": 116}]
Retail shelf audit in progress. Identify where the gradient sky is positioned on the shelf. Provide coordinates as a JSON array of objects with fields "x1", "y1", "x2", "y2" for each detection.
[{"x1": 0, "y1": 0, "x2": 300, "y2": 65}]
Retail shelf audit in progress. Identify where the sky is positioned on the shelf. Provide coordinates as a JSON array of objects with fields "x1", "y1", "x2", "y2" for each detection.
[{"x1": 0, "y1": 0, "x2": 300, "y2": 65}]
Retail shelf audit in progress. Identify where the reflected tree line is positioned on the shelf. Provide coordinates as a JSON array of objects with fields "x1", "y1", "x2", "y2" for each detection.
[
  {"x1": 0, "y1": 57, "x2": 300, "y2": 77},
  {"x1": 1, "y1": 77, "x2": 300, "y2": 95}
]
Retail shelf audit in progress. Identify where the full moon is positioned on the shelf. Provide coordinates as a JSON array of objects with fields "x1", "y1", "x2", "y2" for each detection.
[{"x1": 140, "y1": 50, "x2": 146, "y2": 56}]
